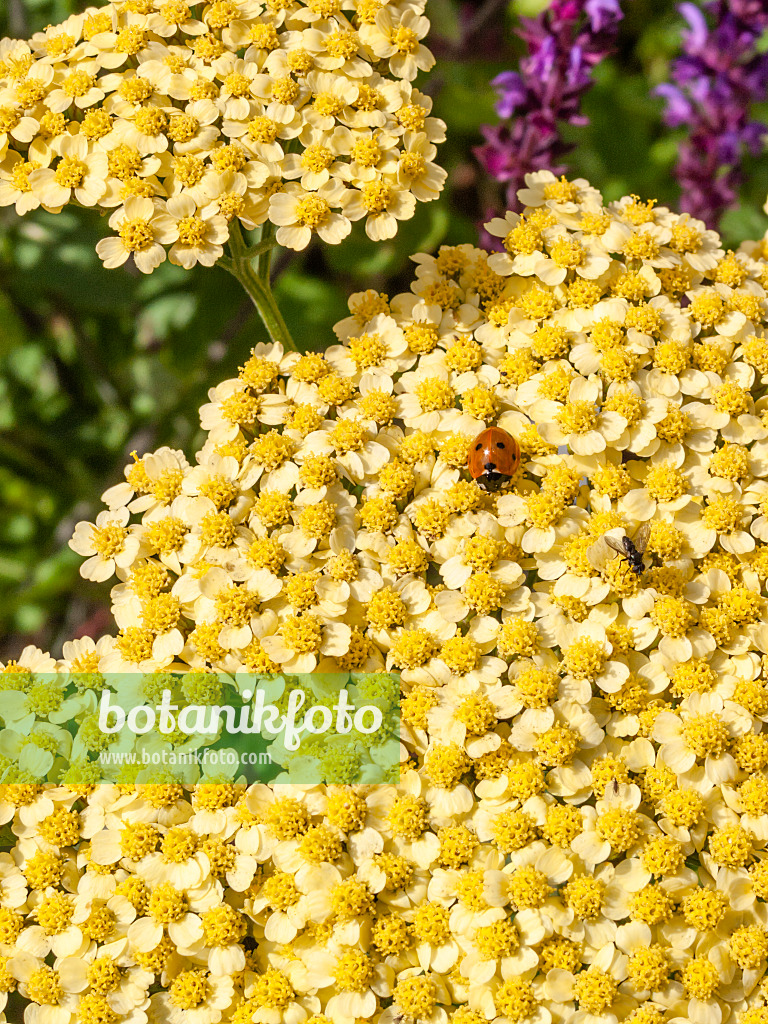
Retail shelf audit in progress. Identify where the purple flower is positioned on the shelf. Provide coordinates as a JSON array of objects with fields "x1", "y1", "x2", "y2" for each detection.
[
  {"x1": 584, "y1": 0, "x2": 622, "y2": 32},
  {"x1": 679, "y1": 2, "x2": 709, "y2": 51},
  {"x1": 492, "y1": 71, "x2": 528, "y2": 118},
  {"x1": 656, "y1": 1, "x2": 768, "y2": 227},
  {"x1": 475, "y1": 0, "x2": 623, "y2": 211},
  {"x1": 654, "y1": 83, "x2": 693, "y2": 127}
]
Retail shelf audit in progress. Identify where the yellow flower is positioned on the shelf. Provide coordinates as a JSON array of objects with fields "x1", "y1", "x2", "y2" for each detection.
[
  {"x1": 29, "y1": 134, "x2": 108, "y2": 209},
  {"x1": 269, "y1": 180, "x2": 351, "y2": 250},
  {"x1": 96, "y1": 195, "x2": 168, "y2": 273}
]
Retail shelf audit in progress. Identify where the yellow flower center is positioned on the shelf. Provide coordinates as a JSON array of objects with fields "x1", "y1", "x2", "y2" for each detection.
[
  {"x1": 119, "y1": 218, "x2": 154, "y2": 253},
  {"x1": 287, "y1": 48, "x2": 314, "y2": 74},
  {"x1": 505, "y1": 219, "x2": 542, "y2": 255},
  {"x1": 689, "y1": 291, "x2": 725, "y2": 325},
  {"x1": 393, "y1": 24, "x2": 420, "y2": 53},
  {"x1": 27, "y1": 967, "x2": 63, "y2": 1006},
  {"x1": 550, "y1": 236, "x2": 585, "y2": 267},
  {"x1": 167, "y1": 113, "x2": 199, "y2": 143},
  {"x1": 37, "y1": 893, "x2": 74, "y2": 934},
  {"x1": 653, "y1": 341, "x2": 690, "y2": 374},
  {"x1": 295, "y1": 195, "x2": 331, "y2": 229},
  {"x1": 683, "y1": 711, "x2": 731, "y2": 760},
  {"x1": 476, "y1": 919, "x2": 519, "y2": 960},
  {"x1": 535, "y1": 726, "x2": 578, "y2": 766},
  {"x1": 661, "y1": 788, "x2": 704, "y2": 826},
  {"x1": 387, "y1": 794, "x2": 427, "y2": 839},
  {"x1": 313, "y1": 91, "x2": 343, "y2": 116},
  {"x1": 495, "y1": 978, "x2": 537, "y2": 1022},
  {"x1": 574, "y1": 968, "x2": 617, "y2": 1014},
  {"x1": 280, "y1": 614, "x2": 323, "y2": 653},
  {"x1": 492, "y1": 810, "x2": 536, "y2": 853},
  {"x1": 596, "y1": 807, "x2": 640, "y2": 852},
  {"x1": 463, "y1": 572, "x2": 506, "y2": 613},
  {"x1": 115, "y1": 26, "x2": 147, "y2": 54},
  {"x1": 400, "y1": 152, "x2": 426, "y2": 178},
  {"x1": 394, "y1": 976, "x2": 437, "y2": 1018},
  {"x1": 623, "y1": 231, "x2": 660, "y2": 261},
  {"x1": 149, "y1": 883, "x2": 188, "y2": 923},
  {"x1": 563, "y1": 637, "x2": 606, "y2": 679},
  {"x1": 682, "y1": 887, "x2": 727, "y2": 930},
  {"x1": 327, "y1": 29, "x2": 360, "y2": 59},
  {"x1": 710, "y1": 442, "x2": 749, "y2": 480},
  {"x1": 63, "y1": 70, "x2": 95, "y2": 98},
  {"x1": 0, "y1": 106, "x2": 20, "y2": 134},
  {"x1": 563, "y1": 875, "x2": 604, "y2": 919},
  {"x1": 361, "y1": 181, "x2": 394, "y2": 213},
  {"x1": 532, "y1": 324, "x2": 569, "y2": 359},
  {"x1": 730, "y1": 925, "x2": 768, "y2": 969},
  {"x1": 16, "y1": 81, "x2": 47, "y2": 106},
  {"x1": 670, "y1": 222, "x2": 701, "y2": 252},
  {"x1": 581, "y1": 211, "x2": 610, "y2": 234},
  {"x1": 412, "y1": 902, "x2": 450, "y2": 944},
  {"x1": 120, "y1": 821, "x2": 160, "y2": 860},
  {"x1": 201, "y1": 905, "x2": 245, "y2": 947},
  {"x1": 54, "y1": 156, "x2": 87, "y2": 189},
  {"x1": 682, "y1": 958, "x2": 720, "y2": 1000},
  {"x1": 709, "y1": 824, "x2": 752, "y2": 867},
  {"x1": 92, "y1": 523, "x2": 126, "y2": 558},
  {"x1": 656, "y1": 402, "x2": 690, "y2": 442},
  {"x1": 646, "y1": 462, "x2": 685, "y2": 502},
  {"x1": 703, "y1": 494, "x2": 743, "y2": 533},
  {"x1": 515, "y1": 666, "x2": 559, "y2": 709},
  {"x1": 543, "y1": 177, "x2": 579, "y2": 202},
  {"x1": 301, "y1": 144, "x2": 333, "y2": 173},
  {"x1": 626, "y1": 946, "x2": 671, "y2": 992},
  {"x1": 712, "y1": 380, "x2": 750, "y2": 415},
  {"x1": 176, "y1": 215, "x2": 208, "y2": 248},
  {"x1": 454, "y1": 692, "x2": 495, "y2": 730},
  {"x1": 224, "y1": 72, "x2": 252, "y2": 98},
  {"x1": 424, "y1": 743, "x2": 469, "y2": 788},
  {"x1": 622, "y1": 194, "x2": 657, "y2": 224},
  {"x1": 134, "y1": 107, "x2": 168, "y2": 137},
  {"x1": 249, "y1": 969, "x2": 295, "y2": 1010},
  {"x1": 557, "y1": 399, "x2": 598, "y2": 434},
  {"x1": 333, "y1": 950, "x2": 372, "y2": 991},
  {"x1": 9, "y1": 158, "x2": 39, "y2": 192},
  {"x1": 543, "y1": 803, "x2": 582, "y2": 846},
  {"x1": 650, "y1": 596, "x2": 695, "y2": 637}
]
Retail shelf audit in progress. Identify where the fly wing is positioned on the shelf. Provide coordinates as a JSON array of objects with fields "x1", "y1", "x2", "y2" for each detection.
[
  {"x1": 633, "y1": 522, "x2": 651, "y2": 555},
  {"x1": 605, "y1": 536, "x2": 626, "y2": 556}
]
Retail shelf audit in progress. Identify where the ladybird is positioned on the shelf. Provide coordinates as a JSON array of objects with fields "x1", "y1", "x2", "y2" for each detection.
[{"x1": 467, "y1": 427, "x2": 521, "y2": 490}]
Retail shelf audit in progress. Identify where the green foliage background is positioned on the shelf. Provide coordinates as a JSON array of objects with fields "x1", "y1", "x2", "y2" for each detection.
[{"x1": 1, "y1": 0, "x2": 768, "y2": 656}]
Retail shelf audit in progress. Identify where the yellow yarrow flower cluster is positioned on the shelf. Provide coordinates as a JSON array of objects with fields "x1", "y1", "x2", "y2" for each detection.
[
  {"x1": 9, "y1": 171, "x2": 768, "y2": 1022},
  {"x1": 0, "y1": 0, "x2": 445, "y2": 269}
]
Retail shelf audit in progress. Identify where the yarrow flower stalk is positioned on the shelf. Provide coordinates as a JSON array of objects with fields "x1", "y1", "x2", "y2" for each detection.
[
  {"x1": 656, "y1": 0, "x2": 768, "y2": 229},
  {"x1": 475, "y1": 0, "x2": 622, "y2": 211},
  {"x1": 0, "y1": 0, "x2": 446, "y2": 348}
]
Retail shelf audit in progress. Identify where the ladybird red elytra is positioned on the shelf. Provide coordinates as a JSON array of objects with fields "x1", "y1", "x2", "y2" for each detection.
[{"x1": 467, "y1": 427, "x2": 521, "y2": 490}]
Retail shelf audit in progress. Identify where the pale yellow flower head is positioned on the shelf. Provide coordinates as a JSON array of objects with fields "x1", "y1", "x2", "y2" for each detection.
[
  {"x1": 0, "y1": 0, "x2": 445, "y2": 268},
  {"x1": 8, "y1": 174, "x2": 768, "y2": 1023}
]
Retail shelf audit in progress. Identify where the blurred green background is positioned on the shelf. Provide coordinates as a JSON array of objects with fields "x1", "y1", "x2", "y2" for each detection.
[{"x1": 2, "y1": 0, "x2": 768, "y2": 658}]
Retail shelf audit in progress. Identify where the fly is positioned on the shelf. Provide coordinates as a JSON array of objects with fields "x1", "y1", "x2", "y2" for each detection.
[{"x1": 605, "y1": 522, "x2": 651, "y2": 577}]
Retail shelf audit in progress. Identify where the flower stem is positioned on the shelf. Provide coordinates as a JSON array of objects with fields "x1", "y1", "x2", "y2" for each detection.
[{"x1": 220, "y1": 221, "x2": 297, "y2": 353}]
